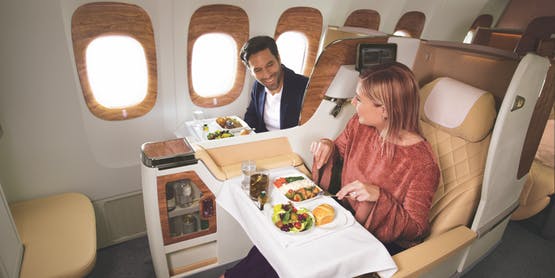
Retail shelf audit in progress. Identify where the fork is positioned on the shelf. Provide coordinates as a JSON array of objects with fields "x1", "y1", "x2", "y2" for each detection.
[
  {"x1": 317, "y1": 190, "x2": 354, "y2": 199},
  {"x1": 317, "y1": 190, "x2": 336, "y2": 197}
]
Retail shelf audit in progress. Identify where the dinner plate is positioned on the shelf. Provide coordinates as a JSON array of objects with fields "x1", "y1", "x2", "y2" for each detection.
[
  {"x1": 271, "y1": 173, "x2": 323, "y2": 204},
  {"x1": 214, "y1": 116, "x2": 249, "y2": 133}
]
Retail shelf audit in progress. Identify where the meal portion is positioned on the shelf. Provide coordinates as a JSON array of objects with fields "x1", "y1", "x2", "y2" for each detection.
[
  {"x1": 312, "y1": 203, "x2": 336, "y2": 226},
  {"x1": 204, "y1": 116, "x2": 253, "y2": 140},
  {"x1": 207, "y1": 130, "x2": 234, "y2": 140},
  {"x1": 273, "y1": 176, "x2": 322, "y2": 202},
  {"x1": 272, "y1": 203, "x2": 314, "y2": 233},
  {"x1": 215, "y1": 116, "x2": 243, "y2": 129}
]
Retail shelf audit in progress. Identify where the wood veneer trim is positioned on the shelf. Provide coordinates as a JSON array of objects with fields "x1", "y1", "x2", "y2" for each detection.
[
  {"x1": 344, "y1": 9, "x2": 381, "y2": 30},
  {"x1": 275, "y1": 7, "x2": 323, "y2": 77},
  {"x1": 187, "y1": 4, "x2": 249, "y2": 107},
  {"x1": 71, "y1": 2, "x2": 157, "y2": 121},
  {"x1": 412, "y1": 42, "x2": 519, "y2": 107},
  {"x1": 394, "y1": 11, "x2": 426, "y2": 39},
  {"x1": 157, "y1": 171, "x2": 217, "y2": 246}
]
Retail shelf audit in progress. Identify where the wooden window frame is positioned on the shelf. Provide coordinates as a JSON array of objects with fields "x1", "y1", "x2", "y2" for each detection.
[
  {"x1": 71, "y1": 2, "x2": 157, "y2": 121},
  {"x1": 394, "y1": 11, "x2": 426, "y2": 39},
  {"x1": 275, "y1": 7, "x2": 323, "y2": 77},
  {"x1": 187, "y1": 4, "x2": 249, "y2": 108},
  {"x1": 344, "y1": 9, "x2": 381, "y2": 30}
]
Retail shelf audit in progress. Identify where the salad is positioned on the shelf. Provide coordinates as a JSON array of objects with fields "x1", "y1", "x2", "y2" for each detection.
[{"x1": 271, "y1": 203, "x2": 314, "y2": 233}]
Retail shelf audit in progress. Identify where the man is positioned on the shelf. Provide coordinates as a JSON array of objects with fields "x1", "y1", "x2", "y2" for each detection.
[{"x1": 241, "y1": 36, "x2": 309, "y2": 132}]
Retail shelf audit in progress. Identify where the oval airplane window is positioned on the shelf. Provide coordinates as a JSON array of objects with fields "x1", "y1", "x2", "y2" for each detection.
[
  {"x1": 276, "y1": 31, "x2": 307, "y2": 75},
  {"x1": 71, "y1": 2, "x2": 157, "y2": 121},
  {"x1": 86, "y1": 35, "x2": 148, "y2": 108},
  {"x1": 275, "y1": 7, "x2": 322, "y2": 77},
  {"x1": 192, "y1": 33, "x2": 237, "y2": 98},
  {"x1": 187, "y1": 4, "x2": 248, "y2": 108}
]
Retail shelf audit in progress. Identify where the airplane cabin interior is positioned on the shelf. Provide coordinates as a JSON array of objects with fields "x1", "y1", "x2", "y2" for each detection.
[{"x1": 0, "y1": 0, "x2": 554, "y2": 277}]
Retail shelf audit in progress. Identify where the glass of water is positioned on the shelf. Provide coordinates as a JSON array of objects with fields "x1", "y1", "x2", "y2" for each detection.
[{"x1": 241, "y1": 160, "x2": 256, "y2": 192}]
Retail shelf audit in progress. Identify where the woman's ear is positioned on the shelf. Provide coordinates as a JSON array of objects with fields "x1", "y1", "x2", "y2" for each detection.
[{"x1": 382, "y1": 106, "x2": 388, "y2": 120}]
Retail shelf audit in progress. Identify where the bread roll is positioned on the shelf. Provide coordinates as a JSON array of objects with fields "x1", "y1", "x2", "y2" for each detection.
[{"x1": 312, "y1": 204, "x2": 335, "y2": 226}]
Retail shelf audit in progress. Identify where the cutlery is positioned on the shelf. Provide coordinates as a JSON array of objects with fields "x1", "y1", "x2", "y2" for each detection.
[{"x1": 317, "y1": 189, "x2": 354, "y2": 199}]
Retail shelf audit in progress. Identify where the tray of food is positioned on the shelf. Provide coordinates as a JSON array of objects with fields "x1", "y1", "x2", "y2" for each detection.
[{"x1": 214, "y1": 116, "x2": 250, "y2": 132}]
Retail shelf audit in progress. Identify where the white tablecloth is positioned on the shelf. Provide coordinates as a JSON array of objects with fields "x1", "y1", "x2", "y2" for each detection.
[{"x1": 217, "y1": 167, "x2": 398, "y2": 278}]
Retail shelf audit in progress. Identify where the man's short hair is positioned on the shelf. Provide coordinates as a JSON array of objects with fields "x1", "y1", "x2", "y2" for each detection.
[{"x1": 240, "y1": 36, "x2": 280, "y2": 66}]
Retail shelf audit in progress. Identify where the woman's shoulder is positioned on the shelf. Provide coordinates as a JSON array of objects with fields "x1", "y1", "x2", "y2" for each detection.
[{"x1": 398, "y1": 139, "x2": 437, "y2": 166}]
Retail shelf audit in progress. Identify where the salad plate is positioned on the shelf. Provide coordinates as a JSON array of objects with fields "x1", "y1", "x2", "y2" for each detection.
[{"x1": 269, "y1": 203, "x2": 315, "y2": 234}]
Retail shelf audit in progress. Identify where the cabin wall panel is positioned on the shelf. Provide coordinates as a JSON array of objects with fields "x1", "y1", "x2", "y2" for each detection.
[{"x1": 424, "y1": 0, "x2": 490, "y2": 42}]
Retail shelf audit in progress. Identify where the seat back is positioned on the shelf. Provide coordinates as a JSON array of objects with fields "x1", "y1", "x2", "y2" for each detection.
[{"x1": 418, "y1": 77, "x2": 497, "y2": 238}]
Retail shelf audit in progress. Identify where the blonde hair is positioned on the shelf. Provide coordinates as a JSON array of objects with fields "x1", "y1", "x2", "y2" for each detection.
[{"x1": 358, "y1": 62, "x2": 422, "y2": 158}]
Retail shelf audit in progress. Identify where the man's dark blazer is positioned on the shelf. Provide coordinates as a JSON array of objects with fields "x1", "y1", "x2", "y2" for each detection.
[{"x1": 243, "y1": 65, "x2": 309, "y2": 133}]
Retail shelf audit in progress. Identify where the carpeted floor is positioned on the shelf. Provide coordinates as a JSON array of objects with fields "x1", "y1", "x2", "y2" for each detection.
[
  {"x1": 463, "y1": 216, "x2": 555, "y2": 278},
  {"x1": 87, "y1": 217, "x2": 555, "y2": 278}
]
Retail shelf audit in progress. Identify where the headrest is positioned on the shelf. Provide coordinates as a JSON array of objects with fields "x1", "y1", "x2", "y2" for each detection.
[{"x1": 420, "y1": 77, "x2": 496, "y2": 142}]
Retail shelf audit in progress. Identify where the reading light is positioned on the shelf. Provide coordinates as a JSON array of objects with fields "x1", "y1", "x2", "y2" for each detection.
[{"x1": 324, "y1": 65, "x2": 359, "y2": 117}]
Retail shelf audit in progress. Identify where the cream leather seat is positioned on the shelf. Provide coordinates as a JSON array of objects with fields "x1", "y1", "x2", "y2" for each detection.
[
  {"x1": 391, "y1": 77, "x2": 497, "y2": 277},
  {"x1": 2, "y1": 190, "x2": 97, "y2": 278}
]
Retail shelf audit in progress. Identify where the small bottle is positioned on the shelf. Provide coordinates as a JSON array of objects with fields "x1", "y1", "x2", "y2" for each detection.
[
  {"x1": 202, "y1": 124, "x2": 209, "y2": 139},
  {"x1": 258, "y1": 190, "x2": 268, "y2": 210}
]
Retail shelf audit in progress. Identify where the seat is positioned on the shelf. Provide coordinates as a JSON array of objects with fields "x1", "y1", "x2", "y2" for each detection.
[
  {"x1": 0, "y1": 186, "x2": 97, "y2": 278},
  {"x1": 390, "y1": 76, "x2": 497, "y2": 277}
]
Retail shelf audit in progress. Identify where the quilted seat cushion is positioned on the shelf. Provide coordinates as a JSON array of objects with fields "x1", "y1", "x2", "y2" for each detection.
[{"x1": 418, "y1": 77, "x2": 496, "y2": 238}]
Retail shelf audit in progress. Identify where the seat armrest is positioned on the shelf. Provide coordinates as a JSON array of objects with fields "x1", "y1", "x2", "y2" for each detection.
[{"x1": 392, "y1": 226, "x2": 476, "y2": 278}]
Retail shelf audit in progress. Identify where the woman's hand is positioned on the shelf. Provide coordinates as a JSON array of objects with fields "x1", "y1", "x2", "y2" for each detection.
[
  {"x1": 337, "y1": 180, "x2": 380, "y2": 202},
  {"x1": 310, "y1": 139, "x2": 334, "y2": 169}
]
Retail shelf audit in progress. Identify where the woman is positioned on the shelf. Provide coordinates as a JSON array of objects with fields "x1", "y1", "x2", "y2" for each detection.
[
  {"x1": 221, "y1": 62, "x2": 439, "y2": 277},
  {"x1": 311, "y1": 61, "x2": 440, "y2": 253}
]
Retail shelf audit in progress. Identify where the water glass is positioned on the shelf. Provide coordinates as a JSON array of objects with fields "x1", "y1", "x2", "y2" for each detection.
[
  {"x1": 192, "y1": 110, "x2": 205, "y2": 132},
  {"x1": 241, "y1": 160, "x2": 256, "y2": 192},
  {"x1": 192, "y1": 110, "x2": 205, "y2": 121}
]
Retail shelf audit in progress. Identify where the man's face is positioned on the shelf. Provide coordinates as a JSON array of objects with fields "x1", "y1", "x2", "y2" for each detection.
[{"x1": 247, "y1": 48, "x2": 283, "y2": 93}]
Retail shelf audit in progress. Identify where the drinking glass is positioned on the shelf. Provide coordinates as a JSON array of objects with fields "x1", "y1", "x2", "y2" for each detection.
[
  {"x1": 249, "y1": 171, "x2": 269, "y2": 201},
  {"x1": 241, "y1": 160, "x2": 256, "y2": 192},
  {"x1": 192, "y1": 110, "x2": 205, "y2": 122},
  {"x1": 192, "y1": 110, "x2": 205, "y2": 135}
]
